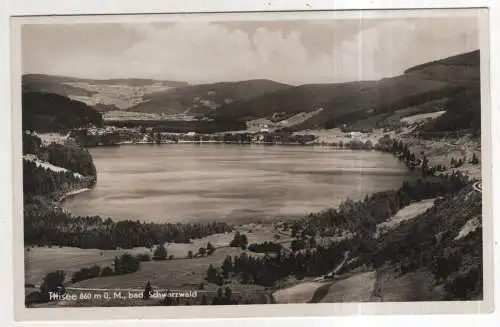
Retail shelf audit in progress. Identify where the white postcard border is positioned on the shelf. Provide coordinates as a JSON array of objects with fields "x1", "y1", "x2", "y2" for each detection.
[{"x1": 2, "y1": 1, "x2": 498, "y2": 325}]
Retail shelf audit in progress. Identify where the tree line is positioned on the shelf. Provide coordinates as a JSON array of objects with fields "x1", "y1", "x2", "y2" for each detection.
[
  {"x1": 24, "y1": 201, "x2": 232, "y2": 249},
  {"x1": 206, "y1": 243, "x2": 350, "y2": 287}
]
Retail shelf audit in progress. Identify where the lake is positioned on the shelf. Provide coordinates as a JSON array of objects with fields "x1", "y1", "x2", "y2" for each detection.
[{"x1": 63, "y1": 144, "x2": 410, "y2": 223}]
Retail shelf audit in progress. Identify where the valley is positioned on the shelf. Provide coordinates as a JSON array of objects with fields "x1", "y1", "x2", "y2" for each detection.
[{"x1": 22, "y1": 49, "x2": 484, "y2": 307}]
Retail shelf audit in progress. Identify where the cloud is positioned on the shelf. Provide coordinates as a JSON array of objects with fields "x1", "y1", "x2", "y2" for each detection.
[{"x1": 21, "y1": 16, "x2": 480, "y2": 85}]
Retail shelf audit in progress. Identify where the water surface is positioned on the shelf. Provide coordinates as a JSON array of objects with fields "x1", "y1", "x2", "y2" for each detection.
[{"x1": 63, "y1": 144, "x2": 410, "y2": 223}]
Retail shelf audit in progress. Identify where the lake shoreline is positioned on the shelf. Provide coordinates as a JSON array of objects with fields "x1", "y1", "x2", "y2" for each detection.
[
  {"x1": 58, "y1": 188, "x2": 91, "y2": 202},
  {"x1": 62, "y1": 144, "x2": 410, "y2": 225}
]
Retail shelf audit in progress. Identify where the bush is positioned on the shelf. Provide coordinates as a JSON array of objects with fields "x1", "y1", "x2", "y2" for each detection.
[
  {"x1": 71, "y1": 265, "x2": 101, "y2": 283},
  {"x1": 100, "y1": 266, "x2": 114, "y2": 277},
  {"x1": 153, "y1": 244, "x2": 168, "y2": 260},
  {"x1": 114, "y1": 253, "x2": 140, "y2": 274},
  {"x1": 40, "y1": 270, "x2": 66, "y2": 301},
  {"x1": 471, "y1": 153, "x2": 480, "y2": 165},
  {"x1": 229, "y1": 232, "x2": 248, "y2": 249},
  {"x1": 207, "y1": 242, "x2": 216, "y2": 255}
]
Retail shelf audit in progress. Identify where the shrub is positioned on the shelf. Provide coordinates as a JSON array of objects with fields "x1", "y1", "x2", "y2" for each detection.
[
  {"x1": 114, "y1": 253, "x2": 140, "y2": 274},
  {"x1": 40, "y1": 270, "x2": 66, "y2": 301},
  {"x1": 198, "y1": 247, "x2": 207, "y2": 257},
  {"x1": 207, "y1": 242, "x2": 216, "y2": 255},
  {"x1": 229, "y1": 232, "x2": 248, "y2": 249},
  {"x1": 71, "y1": 265, "x2": 101, "y2": 283},
  {"x1": 100, "y1": 266, "x2": 114, "y2": 277},
  {"x1": 471, "y1": 153, "x2": 480, "y2": 165},
  {"x1": 153, "y1": 244, "x2": 168, "y2": 261}
]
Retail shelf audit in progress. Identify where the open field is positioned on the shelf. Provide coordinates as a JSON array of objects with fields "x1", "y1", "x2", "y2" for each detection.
[
  {"x1": 295, "y1": 128, "x2": 394, "y2": 146},
  {"x1": 454, "y1": 215, "x2": 482, "y2": 241},
  {"x1": 273, "y1": 281, "x2": 331, "y2": 304},
  {"x1": 400, "y1": 111, "x2": 446, "y2": 124},
  {"x1": 26, "y1": 222, "x2": 290, "y2": 307},
  {"x1": 246, "y1": 108, "x2": 324, "y2": 133},
  {"x1": 32, "y1": 244, "x2": 271, "y2": 307},
  {"x1": 25, "y1": 224, "x2": 287, "y2": 287},
  {"x1": 319, "y1": 271, "x2": 377, "y2": 303},
  {"x1": 33, "y1": 132, "x2": 70, "y2": 146},
  {"x1": 374, "y1": 198, "x2": 436, "y2": 239},
  {"x1": 71, "y1": 246, "x2": 245, "y2": 289},
  {"x1": 25, "y1": 246, "x2": 151, "y2": 286},
  {"x1": 64, "y1": 81, "x2": 174, "y2": 109}
]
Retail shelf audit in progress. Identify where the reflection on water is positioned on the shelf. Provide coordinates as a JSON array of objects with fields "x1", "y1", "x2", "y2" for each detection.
[{"x1": 63, "y1": 144, "x2": 410, "y2": 223}]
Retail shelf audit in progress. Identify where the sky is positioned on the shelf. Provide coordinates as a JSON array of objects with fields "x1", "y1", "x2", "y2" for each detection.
[{"x1": 21, "y1": 15, "x2": 480, "y2": 85}]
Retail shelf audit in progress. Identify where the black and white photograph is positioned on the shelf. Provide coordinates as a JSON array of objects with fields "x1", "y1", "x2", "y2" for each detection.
[{"x1": 12, "y1": 8, "x2": 490, "y2": 315}]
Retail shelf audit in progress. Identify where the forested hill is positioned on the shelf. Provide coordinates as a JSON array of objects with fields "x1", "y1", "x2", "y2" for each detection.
[
  {"x1": 420, "y1": 83, "x2": 480, "y2": 135},
  {"x1": 404, "y1": 50, "x2": 479, "y2": 76},
  {"x1": 22, "y1": 91, "x2": 101, "y2": 201},
  {"x1": 128, "y1": 79, "x2": 292, "y2": 115},
  {"x1": 22, "y1": 91, "x2": 103, "y2": 133},
  {"x1": 213, "y1": 50, "x2": 480, "y2": 133}
]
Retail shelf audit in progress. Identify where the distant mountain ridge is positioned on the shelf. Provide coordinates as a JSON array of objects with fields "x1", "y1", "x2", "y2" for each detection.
[
  {"x1": 23, "y1": 74, "x2": 188, "y2": 89},
  {"x1": 128, "y1": 79, "x2": 292, "y2": 115},
  {"x1": 22, "y1": 74, "x2": 189, "y2": 111},
  {"x1": 22, "y1": 50, "x2": 480, "y2": 133},
  {"x1": 213, "y1": 50, "x2": 480, "y2": 131},
  {"x1": 21, "y1": 74, "x2": 290, "y2": 115},
  {"x1": 404, "y1": 50, "x2": 480, "y2": 74}
]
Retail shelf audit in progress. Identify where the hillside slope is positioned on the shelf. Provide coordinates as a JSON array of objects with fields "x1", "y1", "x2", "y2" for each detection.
[
  {"x1": 214, "y1": 50, "x2": 480, "y2": 131},
  {"x1": 128, "y1": 79, "x2": 292, "y2": 115},
  {"x1": 369, "y1": 182, "x2": 482, "y2": 301},
  {"x1": 420, "y1": 83, "x2": 480, "y2": 135},
  {"x1": 22, "y1": 74, "x2": 188, "y2": 111},
  {"x1": 22, "y1": 91, "x2": 103, "y2": 133}
]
